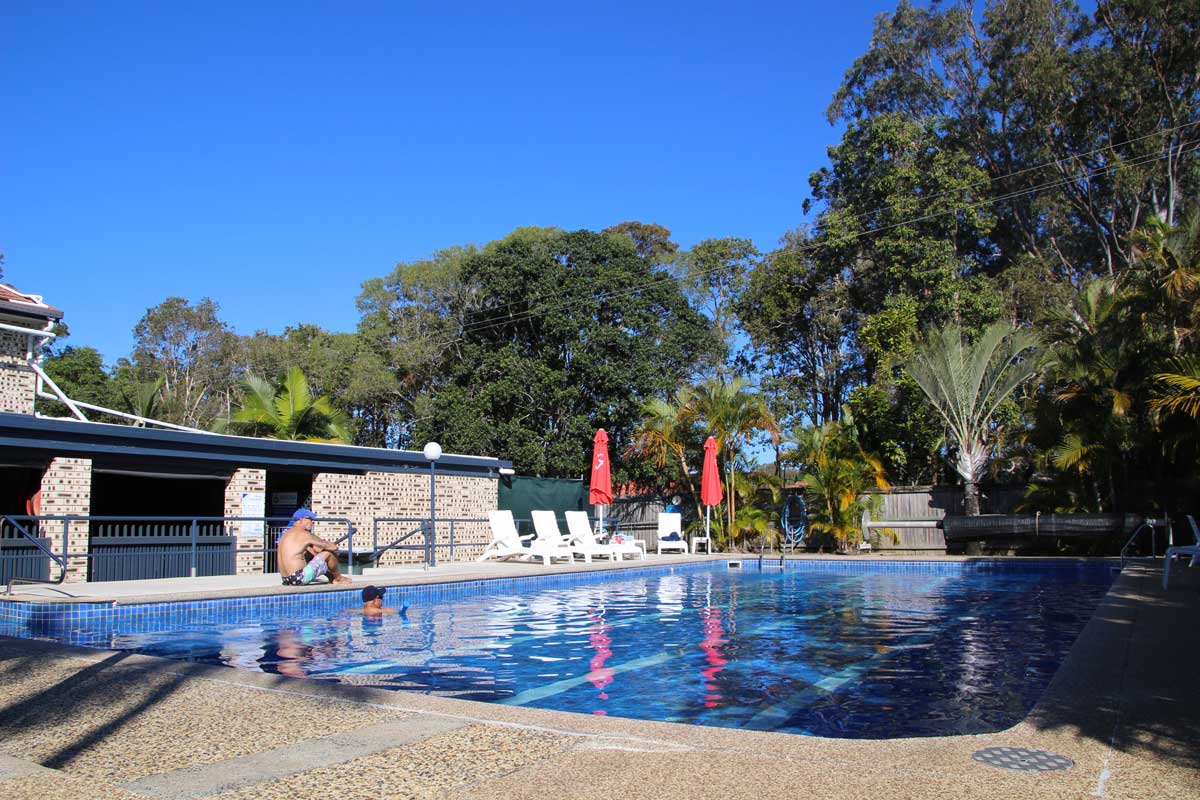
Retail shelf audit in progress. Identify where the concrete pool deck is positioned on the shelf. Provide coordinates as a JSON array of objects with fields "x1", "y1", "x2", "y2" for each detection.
[{"x1": 0, "y1": 556, "x2": 1196, "y2": 799}]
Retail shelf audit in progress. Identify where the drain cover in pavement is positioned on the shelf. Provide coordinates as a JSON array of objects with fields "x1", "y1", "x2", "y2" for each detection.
[{"x1": 972, "y1": 747, "x2": 1074, "y2": 772}]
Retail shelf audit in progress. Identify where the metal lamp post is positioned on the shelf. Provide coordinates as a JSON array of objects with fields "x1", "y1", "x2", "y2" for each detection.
[{"x1": 423, "y1": 442, "x2": 442, "y2": 567}]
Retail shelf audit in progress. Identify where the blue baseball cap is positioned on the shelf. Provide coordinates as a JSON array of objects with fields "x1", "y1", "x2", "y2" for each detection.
[{"x1": 291, "y1": 508, "x2": 316, "y2": 523}]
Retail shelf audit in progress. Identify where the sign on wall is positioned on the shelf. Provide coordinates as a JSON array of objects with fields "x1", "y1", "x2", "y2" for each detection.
[{"x1": 241, "y1": 491, "x2": 266, "y2": 538}]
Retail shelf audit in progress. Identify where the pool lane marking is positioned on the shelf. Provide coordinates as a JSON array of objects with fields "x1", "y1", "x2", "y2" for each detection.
[
  {"x1": 498, "y1": 652, "x2": 674, "y2": 706},
  {"x1": 742, "y1": 631, "x2": 941, "y2": 730},
  {"x1": 497, "y1": 616, "x2": 809, "y2": 707}
]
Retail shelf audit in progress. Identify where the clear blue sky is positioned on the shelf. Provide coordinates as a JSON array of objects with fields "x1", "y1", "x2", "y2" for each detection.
[{"x1": 2, "y1": 1, "x2": 895, "y2": 364}]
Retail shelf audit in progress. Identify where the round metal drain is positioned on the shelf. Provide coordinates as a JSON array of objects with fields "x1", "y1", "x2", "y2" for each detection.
[{"x1": 972, "y1": 747, "x2": 1074, "y2": 772}]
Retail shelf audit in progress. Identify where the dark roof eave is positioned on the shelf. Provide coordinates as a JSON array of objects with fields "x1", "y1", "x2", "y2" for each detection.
[
  {"x1": 0, "y1": 413, "x2": 511, "y2": 476},
  {"x1": 0, "y1": 299, "x2": 64, "y2": 321}
]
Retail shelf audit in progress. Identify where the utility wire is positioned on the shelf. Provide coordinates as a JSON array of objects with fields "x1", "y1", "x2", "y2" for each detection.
[{"x1": 406, "y1": 133, "x2": 1198, "y2": 350}]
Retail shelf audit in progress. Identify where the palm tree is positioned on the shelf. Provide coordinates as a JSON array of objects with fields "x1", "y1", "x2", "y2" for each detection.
[
  {"x1": 1152, "y1": 356, "x2": 1200, "y2": 419},
  {"x1": 679, "y1": 377, "x2": 779, "y2": 536},
  {"x1": 787, "y1": 418, "x2": 888, "y2": 551},
  {"x1": 905, "y1": 322, "x2": 1040, "y2": 515},
  {"x1": 625, "y1": 392, "x2": 702, "y2": 520},
  {"x1": 1128, "y1": 207, "x2": 1200, "y2": 352},
  {"x1": 731, "y1": 470, "x2": 782, "y2": 551},
  {"x1": 218, "y1": 366, "x2": 352, "y2": 443},
  {"x1": 118, "y1": 375, "x2": 165, "y2": 424},
  {"x1": 1041, "y1": 279, "x2": 1142, "y2": 511}
]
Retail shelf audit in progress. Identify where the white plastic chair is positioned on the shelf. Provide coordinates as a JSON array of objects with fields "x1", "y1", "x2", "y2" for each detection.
[
  {"x1": 529, "y1": 510, "x2": 581, "y2": 565},
  {"x1": 562, "y1": 511, "x2": 619, "y2": 563},
  {"x1": 479, "y1": 510, "x2": 534, "y2": 562},
  {"x1": 564, "y1": 511, "x2": 646, "y2": 562},
  {"x1": 484, "y1": 510, "x2": 572, "y2": 566},
  {"x1": 1162, "y1": 515, "x2": 1200, "y2": 590},
  {"x1": 656, "y1": 512, "x2": 687, "y2": 555}
]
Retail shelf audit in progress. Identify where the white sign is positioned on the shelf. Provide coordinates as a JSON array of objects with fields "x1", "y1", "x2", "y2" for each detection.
[{"x1": 241, "y1": 491, "x2": 266, "y2": 538}]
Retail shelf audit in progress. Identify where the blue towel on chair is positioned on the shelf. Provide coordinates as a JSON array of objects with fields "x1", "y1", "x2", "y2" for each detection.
[{"x1": 662, "y1": 533, "x2": 680, "y2": 541}]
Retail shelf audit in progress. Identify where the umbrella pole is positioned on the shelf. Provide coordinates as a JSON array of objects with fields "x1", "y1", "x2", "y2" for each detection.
[
  {"x1": 705, "y1": 505, "x2": 711, "y2": 549},
  {"x1": 598, "y1": 504, "x2": 604, "y2": 538}
]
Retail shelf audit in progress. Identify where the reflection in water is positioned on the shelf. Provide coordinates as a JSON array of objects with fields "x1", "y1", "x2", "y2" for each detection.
[
  {"x1": 260, "y1": 627, "x2": 326, "y2": 679},
  {"x1": 698, "y1": 606, "x2": 727, "y2": 708},
  {"x1": 63, "y1": 565, "x2": 1114, "y2": 738},
  {"x1": 585, "y1": 608, "x2": 614, "y2": 713}
]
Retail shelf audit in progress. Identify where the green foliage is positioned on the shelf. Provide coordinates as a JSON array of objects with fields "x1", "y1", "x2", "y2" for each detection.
[
  {"x1": 603, "y1": 221, "x2": 679, "y2": 265},
  {"x1": 218, "y1": 366, "x2": 352, "y2": 443},
  {"x1": 675, "y1": 237, "x2": 760, "y2": 377},
  {"x1": 731, "y1": 470, "x2": 783, "y2": 550},
  {"x1": 847, "y1": 375, "x2": 944, "y2": 485},
  {"x1": 240, "y1": 324, "x2": 397, "y2": 447},
  {"x1": 808, "y1": 112, "x2": 1000, "y2": 326},
  {"x1": 678, "y1": 377, "x2": 780, "y2": 536},
  {"x1": 786, "y1": 416, "x2": 888, "y2": 551},
  {"x1": 737, "y1": 231, "x2": 859, "y2": 426},
  {"x1": 36, "y1": 346, "x2": 117, "y2": 418},
  {"x1": 1152, "y1": 356, "x2": 1200, "y2": 419},
  {"x1": 905, "y1": 322, "x2": 1041, "y2": 514},
  {"x1": 127, "y1": 297, "x2": 240, "y2": 429},
  {"x1": 117, "y1": 376, "x2": 165, "y2": 420},
  {"x1": 417, "y1": 228, "x2": 720, "y2": 482}
]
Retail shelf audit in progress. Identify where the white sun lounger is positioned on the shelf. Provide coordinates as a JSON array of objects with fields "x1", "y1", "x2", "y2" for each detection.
[
  {"x1": 564, "y1": 511, "x2": 645, "y2": 562},
  {"x1": 531, "y1": 510, "x2": 601, "y2": 564},
  {"x1": 481, "y1": 510, "x2": 572, "y2": 566}
]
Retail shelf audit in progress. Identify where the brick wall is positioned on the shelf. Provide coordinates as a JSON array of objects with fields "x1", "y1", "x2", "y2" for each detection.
[
  {"x1": 224, "y1": 468, "x2": 267, "y2": 575},
  {"x1": 38, "y1": 457, "x2": 92, "y2": 582},
  {"x1": 0, "y1": 329, "x2": 35, "y2": 415},
  {"x1": 313, "y1": 471, "x2": 497, "y2": 565}
]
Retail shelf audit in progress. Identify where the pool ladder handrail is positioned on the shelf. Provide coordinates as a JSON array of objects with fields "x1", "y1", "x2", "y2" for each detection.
[
  {"x1": 3, "y1": 514, "x2": 72, "y2": 596},
  {"x1": 1119, "y1": 516, "x2": 1172, "y2": 569},
  {"x1": 366, "y1": 522, "x2": 431, "y2": 566}
]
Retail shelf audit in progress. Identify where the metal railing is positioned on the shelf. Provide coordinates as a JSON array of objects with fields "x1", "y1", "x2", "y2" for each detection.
[
  {"x1": 370, "y1": 518, "x2": 433, "y2": 567},
  {"x1": 371, "y1": 516, "x2": 487, "y2": 568},
  {"x1": 0, "y1": 514, "x2": 358, "y2": 592},
  {"x1": 2, "y1": 515, "x2": 69, "y2": 595},
  {"x1": 1119, "y1": 517, "x2": 1173, "y2": 568}
]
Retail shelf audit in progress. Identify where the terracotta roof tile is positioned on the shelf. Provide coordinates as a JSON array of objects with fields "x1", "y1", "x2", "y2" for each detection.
[{"x1": 0, "y1": 283, "x2": 63, "y2": 319}]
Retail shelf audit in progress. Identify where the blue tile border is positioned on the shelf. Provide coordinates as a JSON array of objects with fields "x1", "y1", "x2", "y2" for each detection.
[{"x1": 0, "y1": 558, "x2": 1116, "y2": 646}]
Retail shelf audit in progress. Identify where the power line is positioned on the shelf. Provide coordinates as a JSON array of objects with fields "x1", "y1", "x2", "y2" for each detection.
[{"x1": 423, "y1": 119, "x2": 1200, "y2": 341}]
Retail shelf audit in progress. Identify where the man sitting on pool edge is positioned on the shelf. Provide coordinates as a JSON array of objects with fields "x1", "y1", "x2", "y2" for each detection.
[{"x1": 278, "y1": 508, "x2": 352, "y2": 586}]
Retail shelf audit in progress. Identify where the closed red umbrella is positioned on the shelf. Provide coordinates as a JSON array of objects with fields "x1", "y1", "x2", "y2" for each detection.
[
  {"x1": 700, "y1": 436, "x2": 722, "y2": 543},
  {"x1": 589, "y1": 429, "x2": 613, "y2": 533}
]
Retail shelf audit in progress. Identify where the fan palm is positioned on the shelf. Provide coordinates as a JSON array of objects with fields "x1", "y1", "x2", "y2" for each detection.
[
  {"x1": 905, "y1": 322, "x2": 1040, "y2": 515},
  {"x1": 219, "y1": 367, "x2": 352, "y2": 443}
]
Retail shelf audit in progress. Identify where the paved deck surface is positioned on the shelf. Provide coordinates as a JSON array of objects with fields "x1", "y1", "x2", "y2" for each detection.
[{"x1": 1, "y1": 556, "x2": 1196, "y2": 799}]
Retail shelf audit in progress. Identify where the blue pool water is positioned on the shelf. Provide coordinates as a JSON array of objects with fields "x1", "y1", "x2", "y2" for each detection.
[{"x1": 1, "y1": 561, "x2": 1115, "y2": 738}]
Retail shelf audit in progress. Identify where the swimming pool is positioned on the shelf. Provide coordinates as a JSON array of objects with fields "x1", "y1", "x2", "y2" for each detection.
[{"x1": 1, "y1": 560, "x2": 1115, "y2": 739}]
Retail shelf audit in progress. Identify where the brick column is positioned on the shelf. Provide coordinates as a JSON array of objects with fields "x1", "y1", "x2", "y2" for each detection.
[
  {"x1": 39, "y1": 457, "x2": 92, "y2": 582},
  {"x1": 0, "y1": 329, "x2": 36, "y2": 415},
  {"x1": 224, "y1": 468, "x2": 267, "y2": 575}
]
